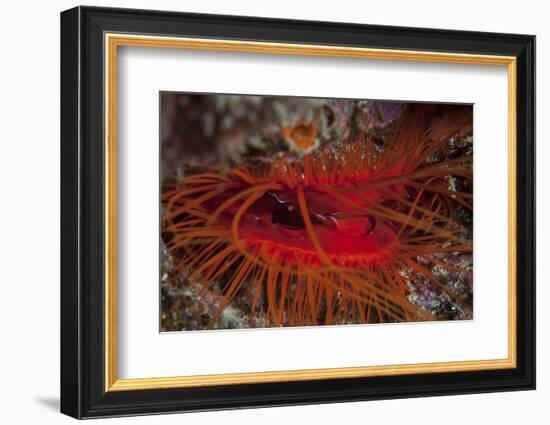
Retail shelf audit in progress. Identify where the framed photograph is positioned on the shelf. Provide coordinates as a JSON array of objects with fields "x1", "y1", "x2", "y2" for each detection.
[{"x1": 60, "y1": 6, "x2": 535, "y2": 419}]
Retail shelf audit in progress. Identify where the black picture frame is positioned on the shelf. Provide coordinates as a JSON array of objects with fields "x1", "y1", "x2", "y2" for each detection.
[{"x1": 61, "y1": 5, "x2": 535, "y2": 419}]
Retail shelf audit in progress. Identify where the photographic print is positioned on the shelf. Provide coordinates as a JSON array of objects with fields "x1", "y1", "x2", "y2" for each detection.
[
  {"x1": 61, "y1": 9, "x2": 535, "y2": 417},
  {"x1": 160, "y1": 94, "x2": 473, "y2": 331}
]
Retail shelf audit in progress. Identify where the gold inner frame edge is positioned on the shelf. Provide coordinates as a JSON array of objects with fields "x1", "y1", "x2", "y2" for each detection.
[{"x1": 104, "y1": 33, "x2": 517, "y2": 392}]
